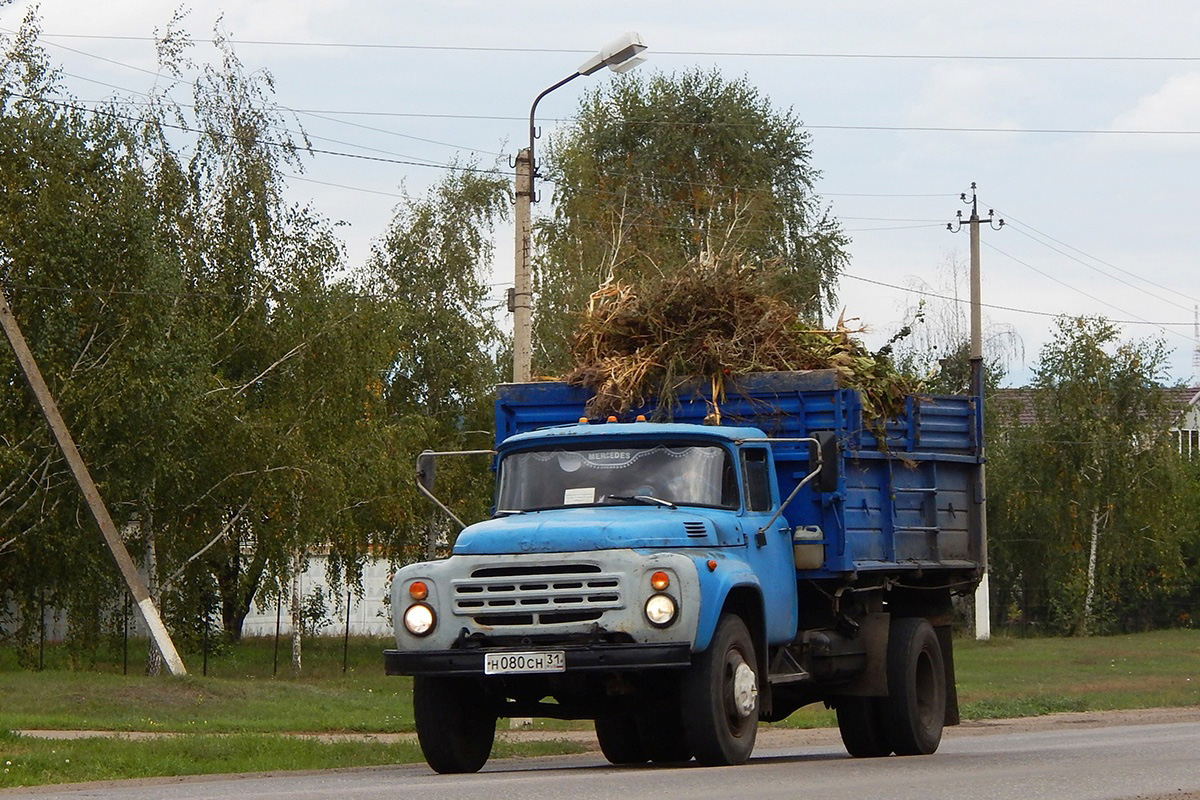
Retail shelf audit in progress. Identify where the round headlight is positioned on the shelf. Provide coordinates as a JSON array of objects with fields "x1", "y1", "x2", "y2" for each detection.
[
  {"x1": 644, "y1": 593, "x2": 677, "y2": 627},
  {"x1": 403, "y1": 603, "x2": 436, "y2": 636}
]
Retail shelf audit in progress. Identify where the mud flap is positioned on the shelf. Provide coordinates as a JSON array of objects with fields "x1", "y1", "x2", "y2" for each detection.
[{"x1": 935, "y1": 623, "x2": 960, "y2": 726}]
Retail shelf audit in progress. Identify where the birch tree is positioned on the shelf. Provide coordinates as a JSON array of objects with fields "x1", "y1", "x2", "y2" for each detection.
[{"x1": 989, "y1": 316, "x2": 1191, "y2": 634}]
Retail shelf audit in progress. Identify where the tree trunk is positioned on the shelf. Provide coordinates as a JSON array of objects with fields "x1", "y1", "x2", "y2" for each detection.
[
  {"x1": 216, "y1": 533, "x2": 242, "y2": 639},
  {"x1": 290, "y1": 548, "x2": 303, "y2": 675},
  {"x1": 1082, "y1": 505, "x2": 1102, "y2": 636},
  {"x1": 142, "y1": 509, "x2": 163, "y2": 676},
  {"x1": 217, "y1": 538, "x2": 268, "y2": 641}
]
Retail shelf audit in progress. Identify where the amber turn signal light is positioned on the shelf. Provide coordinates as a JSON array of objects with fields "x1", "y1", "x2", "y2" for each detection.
[
  {"x1": 408, "y1": 581, "x2": 429, "y2": 601},
  {"x1": 650, "y1": 571, "x2": 670, "y2": 590}
]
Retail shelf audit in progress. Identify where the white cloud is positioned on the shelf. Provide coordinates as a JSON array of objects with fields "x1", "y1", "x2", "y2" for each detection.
[
  {"x1": 903, "y1": 64, "x2": 1045, "y2": 137},
  {"x1": 1105, "y1": 72, "x2": 1200, "y2": 150}
]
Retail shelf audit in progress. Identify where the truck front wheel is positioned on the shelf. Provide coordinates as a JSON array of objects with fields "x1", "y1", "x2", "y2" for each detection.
[
  {"x1": 884, "y1": 617, "x2": 946, "y2": 756},
  {"x1": 413, "y1": 675, "x2": 497, "y2": 774},
  {"x1": 682, "y1": 614, "x2": 759, "y2": 766}
]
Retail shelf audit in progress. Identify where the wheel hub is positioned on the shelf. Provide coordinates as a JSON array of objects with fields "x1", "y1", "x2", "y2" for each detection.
[{"x1": 731, "y1": 660, "x2": 758, "y2": 718}]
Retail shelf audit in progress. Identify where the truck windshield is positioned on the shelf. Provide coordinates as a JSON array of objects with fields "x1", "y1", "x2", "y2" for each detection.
[{"x1": 497, "y1": 444, "x2": 737, "y2": 512}]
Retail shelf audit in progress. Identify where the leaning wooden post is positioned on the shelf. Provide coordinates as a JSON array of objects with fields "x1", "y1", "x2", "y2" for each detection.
[{"x1": 0, "y1": 287, "x2": 187, "y2": 676}]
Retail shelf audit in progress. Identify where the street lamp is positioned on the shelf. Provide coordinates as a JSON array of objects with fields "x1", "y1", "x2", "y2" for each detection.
[{"x1": 510, "y1": 32, "x2": 647, "y2": 382}]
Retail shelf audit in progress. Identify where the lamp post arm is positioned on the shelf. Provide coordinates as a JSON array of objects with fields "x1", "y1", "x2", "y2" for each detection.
[{"x1": 529, "y1": 71, "x2": 582, "y2": 179}]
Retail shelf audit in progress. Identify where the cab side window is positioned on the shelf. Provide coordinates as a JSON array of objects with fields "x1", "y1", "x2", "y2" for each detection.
[{"x1": 740, "y1": 448, "x2": 772, "y2": 512}]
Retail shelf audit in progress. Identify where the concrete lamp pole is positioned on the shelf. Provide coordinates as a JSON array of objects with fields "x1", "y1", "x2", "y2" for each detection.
[{"x1": 510, "y1": 32, "x2": 647, "y2": 382}]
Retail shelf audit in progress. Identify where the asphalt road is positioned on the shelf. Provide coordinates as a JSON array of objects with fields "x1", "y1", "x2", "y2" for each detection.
[{"x1": 6, "y1": 720, "x2": 1199, "y2": 800}]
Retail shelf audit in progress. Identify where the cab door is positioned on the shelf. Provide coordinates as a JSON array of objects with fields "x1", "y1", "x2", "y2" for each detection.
[{"x1": 737, "y1": 446, "x2": 798, "y2": 644}]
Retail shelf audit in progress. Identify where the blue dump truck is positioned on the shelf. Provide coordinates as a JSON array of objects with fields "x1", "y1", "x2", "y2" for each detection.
[{"x1": 385, "y1": 370, "x2": 983, "y2": 773}]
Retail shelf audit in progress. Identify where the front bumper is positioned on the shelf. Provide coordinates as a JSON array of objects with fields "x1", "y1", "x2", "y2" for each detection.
[{"x1": 384, "y1": 641, "x2": 693, "y2": 676}]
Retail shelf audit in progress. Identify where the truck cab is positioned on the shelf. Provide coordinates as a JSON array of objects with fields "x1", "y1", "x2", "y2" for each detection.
[{"x1": 387, "y1": 422, "x2": 806, "y2": 768}]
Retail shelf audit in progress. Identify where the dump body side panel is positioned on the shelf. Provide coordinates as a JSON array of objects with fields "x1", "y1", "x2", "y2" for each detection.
[{"x1": 495, "y1": 371, "x2": 983, "y2": 580}]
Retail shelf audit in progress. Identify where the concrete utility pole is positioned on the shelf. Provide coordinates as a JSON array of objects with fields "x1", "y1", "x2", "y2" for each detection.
[
  {"x1": 0, "y1": 287, "x2": 187, "y2": 675},
  {"x1": 510, "y1": 147, "x2": 534, "y2": 383},
  {"x1": 949, "y1": 182, "x2": 1003, "y2": 641}
]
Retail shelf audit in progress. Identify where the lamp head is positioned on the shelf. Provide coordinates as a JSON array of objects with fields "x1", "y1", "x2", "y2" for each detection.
[{"x1": 576, "y1": 32, "x2": 647, "y2": 76}]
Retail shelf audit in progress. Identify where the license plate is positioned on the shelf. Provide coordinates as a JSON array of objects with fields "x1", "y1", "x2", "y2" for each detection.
[{"x1": 484, "y1": 650, "x2": 566, "y2": 675}]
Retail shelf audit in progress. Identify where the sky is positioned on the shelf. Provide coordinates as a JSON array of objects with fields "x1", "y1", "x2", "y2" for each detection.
[{"x1": 3, "y1": 0, "x2": 1198, "y2": 387}]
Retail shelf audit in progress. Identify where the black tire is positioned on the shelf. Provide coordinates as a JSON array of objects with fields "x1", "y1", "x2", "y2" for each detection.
[
  {"x1": 883, "y1": 617, "x2": 946, "y2": 756},
  {"x1": 413, "y1": 675, "x2": 497, "y2": 774},
  {"x1": 595, "y1": 713, "x2": 648, "y2": 765},
  {"x1": 682, "y1": 614, "x2": 760, "y2": 766},
  {"x1": 835, "y1": 695, "x2": 893, "y2": 758}
]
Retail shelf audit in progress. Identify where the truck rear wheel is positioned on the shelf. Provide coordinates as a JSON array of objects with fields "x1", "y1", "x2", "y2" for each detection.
[
  {"x1": 594, "y1": 713, "x2": 648, "y2": 765},
  {"x1": 413, "y1": 675, "x2": 497, "y2": 774},
  {"x1": 682, "y1": 614, "x2": 759, "y2": 766},
  {"x1": 835, "y1": 695, "x2": 893, "y2": 758},
  {"x1": 884, "y1": 617, "x2": 946, "y2": 756}
]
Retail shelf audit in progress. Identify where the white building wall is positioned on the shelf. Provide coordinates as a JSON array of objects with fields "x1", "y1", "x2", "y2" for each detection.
[
  {"x1": 2, "y1": 555, "x2": 397, "y2": 641},
  {"x1": 1172, "y1": 397, "x2": 1200, "y2": 459},
  {"x1": 240, "y1": 555, "x2": 394, "y2": 637}
]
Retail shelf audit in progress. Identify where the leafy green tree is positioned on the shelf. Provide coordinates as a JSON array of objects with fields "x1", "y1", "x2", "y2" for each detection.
[
  {"x1": 129, "y1": 21, "x2": 323, "y2": 669},
  {"x1": 359, "y1": 165, "x2": 510, "y2": 553},
  {"x1": 0, "y1": 11, "x2": 513, "y2": 671},
  {"x1": 0, "y1": 10, "x2": 196, "y2": 662},
  {"x1": 989, "y1": 316, "x2": 1192, "y2": 634},
  {"x1": 533, "y1": 68, "x2": 849, "y2": 373}
]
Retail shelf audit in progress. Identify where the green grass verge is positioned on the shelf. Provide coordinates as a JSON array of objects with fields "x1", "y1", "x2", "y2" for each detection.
[
  {"x1": 0, "y1": 670, "x2": 414, "y2": 734},
  {"x1": 768, "y1": 628, "x2": 1200, "y2": 729},
  {"x1": 0, "y1": 730, "x2": 587, "y2": 789},
  {"x1": 0, "y1": 637, "x2": 412, "y2": 734},
  {"x1": 953, "y1": 628, "x2": 1200, "y2": 719}
]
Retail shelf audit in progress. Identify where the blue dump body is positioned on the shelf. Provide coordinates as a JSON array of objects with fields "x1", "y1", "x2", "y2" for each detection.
[{"x1": 495, "y1": 369, "x2": 983, "y2": 578}]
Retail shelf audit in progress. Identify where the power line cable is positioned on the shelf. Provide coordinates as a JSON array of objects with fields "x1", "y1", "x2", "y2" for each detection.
[
  {"x1": 55, "y1": 89, "x2": 942, "y2": 201},
  {"x1": 284, "y1": 171, "x2": 951, "y2": 234},
  {"x1": 1002, "y1": 224, "x2": 1195, "y2": 314},
  {"x1": 296, "y1": 108, "x2": 1200, "y2": 136},
  {"x1": 286, "y1": 173, "x2": 407, "y2": 200},
  {"x1": 5, "y1": 274, "x2": 1194, "y2": 327},
  {"x1": 990, "y1": 208, "x2": 1200, "y2": 306},
  {"x1": 7, "y1": 91, "x2": 513, "y2": 176},
  {"x1": 842, "y1": 272, "x2": 1191, "y2": 326},
  {"x1": 981, "y1": 241, "x2": 1194, "y2": 343},
  {"x1": 30, "y1": 31, "x2": 508, "y2": 159},
  {"x1": 31, "y1": 33, "x2": 1200, "y2": 62},
  {"x1": 30, "y1": 92, "x2": 958, "y2": 206},
  {"x1": 278, "y1": 164, "x2": 952, "y2": 207},
  {"x1": 25, "y1": 36, "x2": 1200, "y2": 139},
  {"x1": 0, "y1": 266, "x2": 1167, "y2": 323}
]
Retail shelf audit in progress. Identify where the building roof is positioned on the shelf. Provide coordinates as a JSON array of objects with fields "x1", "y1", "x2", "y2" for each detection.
[{"x1": 992, "y1": 386, "x2": 1200, "y2": 428}]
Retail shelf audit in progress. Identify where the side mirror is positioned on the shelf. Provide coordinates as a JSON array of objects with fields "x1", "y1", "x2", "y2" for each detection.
[
  {"x1": 808, "y1": 431, "x2": 840, "y2": 493},
  {"x1": 416, "y1": 451, "x2": 436, "y2": 492}
]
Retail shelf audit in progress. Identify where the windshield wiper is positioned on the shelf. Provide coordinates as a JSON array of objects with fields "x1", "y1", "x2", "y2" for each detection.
[{"x1": 605, "y1": 494, "x2": 677, "y2": 509}]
